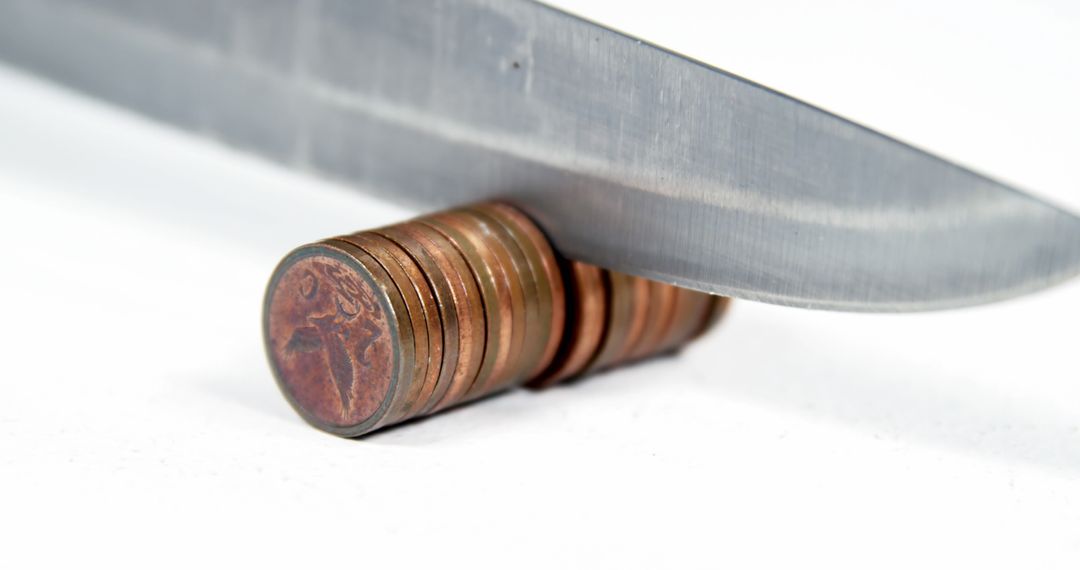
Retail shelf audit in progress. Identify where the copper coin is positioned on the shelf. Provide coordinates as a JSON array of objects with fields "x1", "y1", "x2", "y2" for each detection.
[
  {"x1": 373, "y1": 225, "x2": 460, "y2": 416},
  {"x1": 476, "y1": 202, "x2": 565, "y2": 377},
  {"x1": 624, "y1": 280, "x2": 678, "y2": 362},
  {"x1": 654, "y1": 288, "x2": 715, "y2": 354},
  {"x1": 264, "y1": 241, "x2": 413, "y2": 437},
  {"x1": 586, "y1": 270, "x2": 635, "y2": 372},
  {"x1": 438, "y1": 211, "x2": 527, "y2": 395},
  {"x1": 457, "y1": 208, "x2": 535, "y2": 390},
  {"x1": 691, "y1": 296, "x2": 732, "y2": 340},
  {"x1": 617, "y1": 276, "x2": 652, "y2": 363},
  {"x1": 465, "y1": 206, "x2": 548, "y2": 386},
  {"x1": 336, "y1": 233, "x2": 431, "y2": 422},
  {"x1": 350, "y1": 232, "x2": 445, "y2": 417},
  {"x1": 531, "y1": 261, "x2": 607, "y2": 388},
  {"x1": 418, "y1": 215, "x2": 508, "y2": 401},
  {"x1": 397, "y1": 223, "x2": 485, "y2": 412},
  {"x1": 322, "y1": 240, "x2": 419, "y2": 429}
]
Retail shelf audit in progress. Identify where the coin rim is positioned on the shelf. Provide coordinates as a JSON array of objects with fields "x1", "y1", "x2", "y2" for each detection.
[
  {"x1": 263, "y1": 242, "x2": 402, "y2": 437},
  {"x1": 432, "y1": 212, "x2": 528, "y2": 395},
  {"x1": 419, "y1": 216, "x2": 506, "y2": 401},
  {"x1": 618, "y1": 276, "x2": 653, "y2": 363},
  {"x1": 335, "y1": 233, "x2": 431, "y2": 423},
  {"x1": 586, "y1": 270, "x2": 635, "y2": 372},
  {"x1": 458, "y1": 209, "x2": 533, "y2": 391},
  {"x1": 396, "y1": 223, "x2": 486, "y2": 412},
  {"x1": 690, "y1": 296, "x2": 731, "y2": 341},
  {"x1": 632, "y1": 280, "x2": 679, "y2": 362},
  {"x1": 374, "y1": 226, "x2": 461, "y2": 415},
  {"x1": 532, "y1": 261, "x2": 607, "y2": 387},
  {"x1": 477, "y1": 203, "x2": 565, "y2": 377},
  {"x1": 348, "y1": 232, "x2": 445, "y2": 419},
  {"x1": 321, "y1": 239, "x2": 418, "y2": 432},
  {"x1": 656, "y1": 288, "x2": 714, "y2": 353}
]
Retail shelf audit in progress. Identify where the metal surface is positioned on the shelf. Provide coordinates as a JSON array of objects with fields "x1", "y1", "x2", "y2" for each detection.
[
  {"x1": 266, "y1": 243, "x2": 405, "y2": 436},
  {"x1": 1, "y1": 0, "x2": 1078, "y2": 311}
]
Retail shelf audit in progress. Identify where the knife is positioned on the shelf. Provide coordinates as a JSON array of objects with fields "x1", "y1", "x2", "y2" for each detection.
[{"x1": 1, "y1": 0, "x2": 1077, "y2": 312}]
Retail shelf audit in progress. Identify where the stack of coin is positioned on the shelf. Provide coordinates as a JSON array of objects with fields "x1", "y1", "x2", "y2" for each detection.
[
  {"x1": 530, "y1": 263, "x2": 728, "y2": 388},
  {"x1": 263, "y1": 202, "x2": 728, "y2": 437}
]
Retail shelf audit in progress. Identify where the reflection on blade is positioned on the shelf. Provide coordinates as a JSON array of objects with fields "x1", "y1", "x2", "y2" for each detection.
[{"x1": 0, "y1": 0, "x2": 1077, "y2": 311}]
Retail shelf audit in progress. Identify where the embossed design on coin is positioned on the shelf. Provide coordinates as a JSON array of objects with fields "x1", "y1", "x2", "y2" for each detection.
[{"x1": 266, "y1": 248, "x2": 395, "y2": 430}]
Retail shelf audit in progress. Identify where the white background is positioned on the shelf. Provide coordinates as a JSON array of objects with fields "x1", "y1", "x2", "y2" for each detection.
[{"x1": 2, "y1": 1, "x2": 1079, "y2": 568}]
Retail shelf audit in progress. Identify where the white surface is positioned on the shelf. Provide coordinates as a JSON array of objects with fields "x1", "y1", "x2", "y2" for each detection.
[{"x1": 1, "y1": 2, "x2": 1079, "y2": 568}]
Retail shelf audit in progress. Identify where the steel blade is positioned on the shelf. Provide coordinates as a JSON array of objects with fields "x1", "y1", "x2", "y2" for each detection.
[{"x1": 1, "y1": 0, "x2": 1078, "y2": 311}]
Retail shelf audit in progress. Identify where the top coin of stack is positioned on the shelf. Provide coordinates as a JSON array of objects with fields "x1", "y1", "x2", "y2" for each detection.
[{"x1": 263, "y1": 202, "x2": 728, "y2": 437}]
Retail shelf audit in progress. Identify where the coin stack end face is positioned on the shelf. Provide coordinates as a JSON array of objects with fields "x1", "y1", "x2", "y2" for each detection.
[{"x1": 264, "y1": 243, "x2": 401, "y2": 436}]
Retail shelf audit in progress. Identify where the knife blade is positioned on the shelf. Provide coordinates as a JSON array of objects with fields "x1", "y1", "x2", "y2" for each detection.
[{"x1": 1, "y1": 0, "x2": 1077, "y2": 311}]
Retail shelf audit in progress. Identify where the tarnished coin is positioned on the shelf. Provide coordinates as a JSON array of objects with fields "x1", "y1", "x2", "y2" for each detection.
[
  {"x1": 531, "y1": 261, "x2": 607, "y2": 388},
  {"x1": 322, "y1": 240, "x2": 419, "y2": 429},
  {"x1": 457, "y1": 209, "x2": 537, "y2": 392},
  {"x1": 617, "y1": 276, "x2": 652, "y2": 364},
  {"x1": 477, "y1": 202, "x2": 566, "y2": 377},
  {"x1": 625, "y1": 280, "x2": 678, "y2": 362},
  {"x1": 396, "y1": 223, "x2": 486, "y2": 412},
  {"x1": 587, "y1": 270, "x2": 635, "y2": 372},
  {"x1": 420, "y1": 214, "x2": 509, "y2": 401},
  {"x1": 692, "y1": 296, "x2": 732, "y2": 340},
  {"x1": 349, "y1": 232, "x2": 445, "y2": 417},
  {"x1": 465, "y1": 205, "x2": 548, "y2": 384},
  {"x1": 264, "y1": 241, "x2": 413, "y2": 437},
  {"x1": 654, "y1": 288, "x2": 716, "y2": 354},
  {"x1": 374, "y1": 225, "x2": 460, "y2": 415},
  {"x1": 336, "y1": 233, "x2": 431, "y2": 422},
  {"x1": 440, "y1": 210, "x2": 529, "y2": 393}
]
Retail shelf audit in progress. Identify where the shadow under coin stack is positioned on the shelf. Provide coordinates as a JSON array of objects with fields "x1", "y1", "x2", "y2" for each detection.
[{"x1": 264, "y1": 202, "x2": 730, "y2": 437}]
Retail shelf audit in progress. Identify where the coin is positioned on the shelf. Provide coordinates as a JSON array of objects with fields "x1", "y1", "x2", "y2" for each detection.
[
  {"x1": 264, "y1": 241, "x2": 412, "y2": 436},
  {"x1": 625, "y1": 280, "x2": 678, "y2": 362},
  {"x1": 617, "y1": 276, "x2": 652, "y2": 364},
  {"x1": 531, "y1": 261, "x2": 607, "y2": 387},
  {"x1": 691, "y1": 295, "x2": 731, "y2": 340},
  {"x1": 336, "y1": 233, "x2": 431, "y2": 422},
  {"x1": 447, "y1": 210, "x2": 530, "y2": 392},
  {"x1": 460, "y1": 207, "x2": 538, "y2": 387},
  {"x1": 419, "y1": 214, "x2": 509, "y2": 401},
  {"x1": 373, "y1": 225, "x2": 460, "y2": 415},
  {"x1": 466, "y1": 205, "x2": 549, "y2": 383},
  {"x1": 323, "y1": 240, "x2": 419, "y2": 429},
  {"x1": 654, "y1": 287, "x2": 715, "y2": 354},
  {"x1": 586, "y1": 270, "x2": 635, "y2": 372},
  {"x1": 476, "y1": 202, "x2": 565, "y2": 377},
  {"x1": 348, "y1": 232, "x2": 445, "y2": 416},
  {"x1": 396, "y1": 223, "x2": 486, "y2": 412}
]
